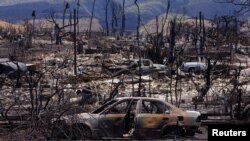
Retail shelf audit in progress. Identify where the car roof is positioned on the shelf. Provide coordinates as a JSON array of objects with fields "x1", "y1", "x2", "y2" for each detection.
[
  {"x1": 183, "y1": 62, "x2": 206, "y2": 65},
  {"x1": 0, "y1": 58, "x2": 9, "y2": 63},
  {"x1": 132, "y1": 59, "x2": 150, "y2": 61},
  {"x1": 114, "y1": 97, "x2": 167, "y2": 103},
  {"x1": 114, "y1": 97, "x2": 183, "y2": 112}
]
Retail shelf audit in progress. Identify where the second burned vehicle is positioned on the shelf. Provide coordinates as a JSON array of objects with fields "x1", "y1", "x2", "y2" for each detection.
[
  {"x1": 52, "y1": 97, "x2": 201, "y2": 140},
  {"x1": 107, "y1": 58, "x2": 171, "y2": 76},
  {"x1": 181, "y1": 62, "x2": 207, "y2": 74}
]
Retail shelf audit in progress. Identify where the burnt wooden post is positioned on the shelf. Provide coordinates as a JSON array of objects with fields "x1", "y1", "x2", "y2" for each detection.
[
  {"x1": 31, "y1": 10, "x2": 36, "y2": 48},
  {"x1": 77, "y1": 0, "x2": 80, "y2": 34},
  {"x1": 195, "y1": 101, "x2": 197, "y2": 111},
  {"x1": 74, "y1": 9, "x2": 77, "y2": 75},
  {"x1": 77, "y1": 42, "x2": 83, "y2": 54},
  {"x1": 138, "y1": 49, "x2": 142, "y2": 97},
  {"x1": 194, "y1": 17, "x2": 198, "y2": 60},
  {"x1": 156, "y1": 16, "x2": 159, "y2": 62},
  {"x1": 32, "y1": 10, "x2": 36, "y2": 34}
]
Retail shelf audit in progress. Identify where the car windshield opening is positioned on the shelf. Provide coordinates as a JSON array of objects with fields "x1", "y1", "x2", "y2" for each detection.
[{"x1": 91, "y1": 100, "x2": 117, "y2": 114}]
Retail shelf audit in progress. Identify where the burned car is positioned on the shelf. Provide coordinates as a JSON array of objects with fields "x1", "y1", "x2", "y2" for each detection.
[
  {"x1": 52, "y1": 97, "x2": 201, "y2": 140},
  {"x1": 0, "y1": 59, "x2": 27, "y2": 79},
  {"x1": 107, "y1": 59, "x2": 171, "y2": 77},
  {"x1": 181, "y1": 62, "x2": 207, "y2": 74}
]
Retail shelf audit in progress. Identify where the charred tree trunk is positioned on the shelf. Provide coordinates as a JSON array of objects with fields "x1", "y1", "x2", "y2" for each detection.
[
  {"x1": 55, "y1": 24, "x2": 61, "y2": 45},
  {"x1": 169, "y1": 20, "x2": 176, "y2": 63},
  {"x1": 168, "y1": 20, "x2": 176, "y2": 104},
  {"x1": 197, "y1": 58, "x2": 213, "y2": 101},
  {"x1": 199, "y1": 12, "x2": 206, "y2": 61},
  {"x1": 69, "y1": 12, "x2": 72, "y2": 32}
]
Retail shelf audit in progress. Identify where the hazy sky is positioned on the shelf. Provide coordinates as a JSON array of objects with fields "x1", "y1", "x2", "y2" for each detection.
[{"x1": 0, "y1": 0, "x2": 58, "y2": 6}]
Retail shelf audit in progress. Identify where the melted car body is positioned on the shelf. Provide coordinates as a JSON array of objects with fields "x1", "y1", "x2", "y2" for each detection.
[{"x1": 52, "y1": 97, "x2": 201, "y2": 139}]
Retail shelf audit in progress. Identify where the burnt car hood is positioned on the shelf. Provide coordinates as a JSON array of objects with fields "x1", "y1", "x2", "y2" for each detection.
[
  {"x1": 52, "y1": 113, "x2": 99, "y2": 126},
  {"x1": 186, "y1": 110, "x2": 200, "y2": 117},
  {"x1": 183, "y1": 110, "x2": 201, "y2": 126}
]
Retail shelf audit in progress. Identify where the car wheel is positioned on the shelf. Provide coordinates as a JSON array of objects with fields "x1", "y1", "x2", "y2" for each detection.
[
  {"x1": 232, "y1": 105, "x2": 244, "y2": 120},
  {"x1": 51, "y1": 121, "x2": 69, "y2": 139},
  {"x1": 188, "y1": 131, "x2": 195, "y2": 136},
  {"x1": 188, "y1": 68, "x2": 195, "y2": 74},
  {"x1": 162, "y1": 126, "x2": 184, "y2": 139},
  {"x1": 71, "y1": 124, "x2": 92, "y2": 140},
  {"x1": 186, "y1": 130, "x2": 195, "y2": 136},
  {"x1": 194, "y1": 70, "x2": 201, "y2": 75},
  {"x1": 246, "y1": 109, "x2": 250, "y2": 120}
]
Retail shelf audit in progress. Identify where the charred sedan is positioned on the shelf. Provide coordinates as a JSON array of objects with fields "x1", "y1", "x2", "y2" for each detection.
[{"x1": 51, "y1": 97, "x2": 201, "y2": 140}]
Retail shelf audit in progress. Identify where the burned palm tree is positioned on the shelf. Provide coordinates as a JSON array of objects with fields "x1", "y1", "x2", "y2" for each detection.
[
  {"x1": 110, "y1": 0, "x2": 122, "y2": 36},
  {"x1": 89, "y1": 0, "x2": 96, "y2": 38},
  {"x1": 46, "y1": 7, "x2": 76, "y2": 45}
]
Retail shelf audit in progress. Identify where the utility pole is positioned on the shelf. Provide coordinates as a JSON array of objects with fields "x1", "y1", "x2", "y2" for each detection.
[
  {"x1": 32, "y1": 10, "x2": 36, "y2": 34},
  {"x1": 31, "y1": 10, "x2": 36, "y2": 48},
  {"x1": 156, "y1": 16, "x2": 159, "y2": 62},
  {"x1": 121, "y1": 0, "x2": 126, "y2": 36},
  {"x1": 74, "y1": 9, "x2": 77, "y2": 75},
  {"x1": 135, "y1": 0, "x2": 142, "y2": 97},
  {"x1": 77, "y1": 0, "x2": 80, "y2": 35}
]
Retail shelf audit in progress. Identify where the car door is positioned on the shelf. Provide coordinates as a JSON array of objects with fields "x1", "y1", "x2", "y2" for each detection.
[
  {"x1": 98, "y1": 99, "x2": 132, "y2": 138},
  {"x1": 134, "y1": 99, "x2": 175, "y2": 138}
]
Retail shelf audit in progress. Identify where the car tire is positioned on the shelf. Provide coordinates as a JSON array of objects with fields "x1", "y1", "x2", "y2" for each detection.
[
  {"x1": 232, "y1": 105, "x2": 244, "y2": 120},
  {"x1": 188, "y1": 68, "x2": 195, "y2": 74},
  {"x1": 71, "y1": 124, "x2": 92, "y2": 140},
  {"x1": 188, "y1": 132, "x2": 195, "y2": 136},
  {"x1": 186, "y1": 130, "x2": 195, "y2": 136},
  {"x1": 245, "y1": 109, "x2": 250, "y2": 120},
  {"x1": 162, "y1": 126, "x2": 184, "y2": 139},
  {"x1": 194, "y1": 70, "x2": 201, "y2": 75},
  {"x1": 51, "y1": 121, "x2": 69, "y2": 139}
]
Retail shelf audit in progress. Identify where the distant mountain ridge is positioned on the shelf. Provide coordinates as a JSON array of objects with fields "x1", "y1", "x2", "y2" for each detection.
[{"x1": 0, "y1": 0, "x2": 246, "y2": 30}]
